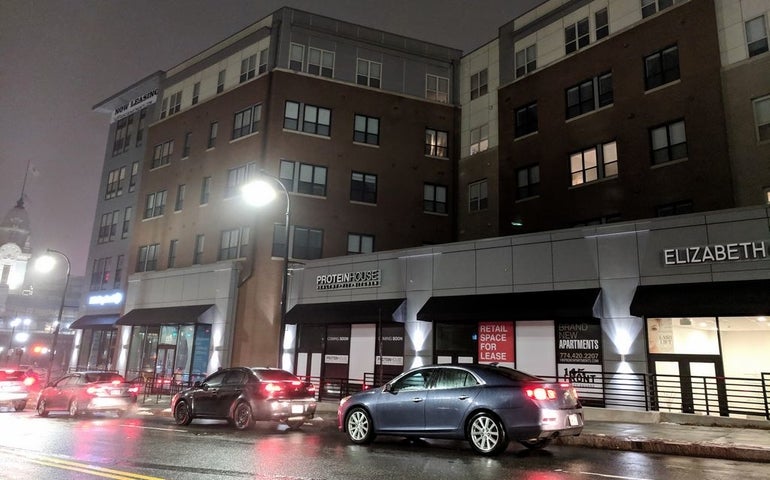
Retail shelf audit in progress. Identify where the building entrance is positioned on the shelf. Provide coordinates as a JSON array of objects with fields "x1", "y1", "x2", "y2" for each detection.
[{"x1": 650, "y1": 355, "x2": 728, "y2": 415}]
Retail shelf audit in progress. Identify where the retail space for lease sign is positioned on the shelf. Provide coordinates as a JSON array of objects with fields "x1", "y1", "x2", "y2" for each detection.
[
  {"x1": 556, "y1": 319, "x2": 603, "y2": 404},
  {"x1": 478, "y1": 321, "x2": 514, "y2": 364}
]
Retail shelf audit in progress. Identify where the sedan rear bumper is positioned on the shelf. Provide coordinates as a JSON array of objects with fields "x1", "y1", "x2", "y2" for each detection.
[
  {"x1": 0, "y1": 392, "x2": 29, "y2": 403},
  {"x1": 259, "y1": 399, "x2": 317, "y2": 421}
]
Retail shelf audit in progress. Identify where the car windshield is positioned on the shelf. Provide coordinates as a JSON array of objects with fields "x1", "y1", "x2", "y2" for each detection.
[
  {"x1": 84, "y1": 373, "x2": 124, "y2": 383},
  {"x1": 252, "y1": 369, "x2": 298, "y2": 382},
  {"x1": 0, "y1": 370, "x2": 25, "y2": 381}
]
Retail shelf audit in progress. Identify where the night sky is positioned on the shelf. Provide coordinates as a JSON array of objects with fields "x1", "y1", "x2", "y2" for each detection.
[{"x1": 0, "y1": 0, "x2": 543, "y2": 275}]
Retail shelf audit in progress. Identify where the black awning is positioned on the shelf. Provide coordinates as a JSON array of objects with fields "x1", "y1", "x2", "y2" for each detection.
[
  {"x1": 116, "y1": 304, "x2": 215, "y2": 326},
  {"x1": 630, "y1": 279, "x2": 770, "y2": 317},
  {"x1": 285, "y1": 298, "x2": 406, "y2": 325},
  {"x1": 416, "y1": 288, "x2": 602, "y2": 322},
  {"x1": 69, "y1": 314, "x2": 120, "y2": 329}
]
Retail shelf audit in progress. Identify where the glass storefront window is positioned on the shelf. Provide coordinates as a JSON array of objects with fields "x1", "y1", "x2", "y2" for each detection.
[
  {"x1": 160, "y1": 325, "x2": 178, "y2": 345},
  {"x1": 175, "y1": 325, "x2": 194, "y2": 380},
  {"x1": 190, "y1": 324, "x2": 211, "y2": 380},
  {"x1": 647, "y1": 318, "x2": 719, "y2": 355},
  {"x1": 126, "y1": 326, "x2": 159, "y2": 377},
  {"x1": 720, "y1": 316, "x2": 770, "y2": 378}
]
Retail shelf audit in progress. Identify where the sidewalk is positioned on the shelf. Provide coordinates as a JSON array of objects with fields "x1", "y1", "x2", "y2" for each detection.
[{"x1": 138, "y1": 397, "x2": 770, "y2": 463}]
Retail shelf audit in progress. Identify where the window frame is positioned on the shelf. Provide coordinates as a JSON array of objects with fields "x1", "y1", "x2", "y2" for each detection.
[
  {"x1": 240, "y1": 53, "x2": 257, "y2": 83},
  {"x1": 644, "y1": 44, "x2": 680, "y2": 91},
  {"x1": 753, "y1": 95, "x2": 770, "y2": 143},
  {"x1": 307, "y1": 47, "x2": 335, "y2": 78},
  {"x1": 225, "y1": 162, "x2": 258, "y2": 199},
  {"x1": 515, "y1": 102, "x2": 538, "y2": 137},
  {"x1": 353, "y1": 114, "x2": 380, "y2": 145},
  {"x1": 470, "y1": 68, "x2": 488, "y2": 100},
  {"x1": 350, "y1": 171, "x2": 377, "y2": 204},
  {"x1": 516, "y1": 164, "x2": 540, "y2": 200},
  {"x1": 423, "y1": 183, "x2": 448, "y2": 214},
  {"x1": 650, "y1": 119, "x2": 688, "y2": 165},
  {"x1": 347, "y1": 233, "x2": 374, "y2": 254},
  {"x1": 565, "y1": 17, "x2": 590, "y2": 54},
  {"x1": 470, "y1": 124, "x2": 489, "y2": 155},
  {"x1": 283, "y1": 101, "x2": 332, "y2": 137},
  {"x1": 356, "y1": 58, "x2": 382, "y2": 88},
  {"x1": 746, "y1": 15, "x2": 769, "y2": 58},
  {"x1": 426, "y1": 74, "x2": 450, "y2": 103},
  {"x1": 468, "y1": 179, "x2": 489, "y2": 212},
  {"x1": 232, "y1": 104, "x2": 262, "y2": 140},
  {"x1": 219, "y1": 227, "x2": 250, "y2": 261},
  {"x1": 151, "y1": 140, "x2": 174, "y2": 169},
  {"x1": 570, "y1": 141, "x2": 619, "y2": 186},
  {"x1": 515, "y1": 45, "x2": 536, "y2": 78},
  {"x1": 425, "y1": 128, "x2": 449, "y2": 157},
  {"x1": 144, "y1": 190, "x2": 167, "y2": 219},
  {"x1": 279, "y1": 160, "x2": 327, "y2": 197}
]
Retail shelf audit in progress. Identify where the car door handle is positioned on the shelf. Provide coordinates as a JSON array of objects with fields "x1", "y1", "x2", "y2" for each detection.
[
  {"x1": 457, "y1": 395, "x2": 469, "y2": 400},
  {"x1": 411, "y1": 397, "x2": 424, "y2": 403}
]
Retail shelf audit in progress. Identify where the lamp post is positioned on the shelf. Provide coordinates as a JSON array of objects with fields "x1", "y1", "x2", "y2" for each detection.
[
  {"x1": 35, "y1": 248, "x2": 71, "y2": 384},
  {"x1": 241, "y1": 173, "x2": 290, "y2": 368}
]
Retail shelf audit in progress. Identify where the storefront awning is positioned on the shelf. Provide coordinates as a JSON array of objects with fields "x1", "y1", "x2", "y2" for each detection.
[
  {"x1": 630, "y1": 279, "x2": 770, "y2": 317},
  {"x1": 416, "y1": 288, "x2": 602, "y2": 322},
  {"x1": 115, "y1": 304, "x2": 215, "y2": 326},
  {"x1": 285, "y1": 298, "x2": 406, "y2": 325},
  {"x1": 69, "y1": 314, "x2": 120, "y2": 329}
]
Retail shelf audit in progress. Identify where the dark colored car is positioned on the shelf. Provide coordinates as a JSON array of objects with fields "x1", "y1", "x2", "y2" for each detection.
[
  {"x1": 36, "y1": 371, "x2": 139, "y2": 417},
  {"x1": 171, "y1": 367, "x2": 317, "y2": 430},
  {"x1": 0, "y1": 369, "x2": 35, "y2": 411},
  {"x1": 338, "y1": 364, "x2": 583, "y2": 455}
]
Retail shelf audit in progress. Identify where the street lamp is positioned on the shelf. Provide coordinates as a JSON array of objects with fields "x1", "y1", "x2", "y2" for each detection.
[
  {"x1": 35, "y1": 248, "x2": 71, "y2": 384},
  {"x1": 6, "y1": 318, "x2": 21, "y2": 366},
  {"x1": 241, "y1": 173, "x2": 290, "y2": 368}
]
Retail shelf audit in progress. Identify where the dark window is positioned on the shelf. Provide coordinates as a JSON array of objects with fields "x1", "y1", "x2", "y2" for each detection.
[
  {"x1": 232, "y1": 105, "x2": 261, "y2": 139},
  {"x1": 515, "y1": 102, "x2": 538, "y2": 137},
  {"x1": 193, "y1": 234, "x2": 204, "y2": 264},
  {"x1": 515, "y1": 45, "x2": 536, "y2": 78},
  {"x1": 354, "y1": 114, "x2": 379, "y2": 145},
  {"x1": 347, "y1": 233, "x2": 374, "y2": 254},
  {"x1": 644, "y1": 45, "x2": 680, "y2": 90},
  {"x1": 208, "y1": 122, "x2": 218, "y2": 148},
  {"x1": 136, "y1": 244, "x2": 159, "y2": 272},
  {"x1": 350, "y1": 171, "x2": 377, "y2": 204},
  {"x1": 424, "y1": 183, "x2": 448, "y2": 214},
  {"x1": 151, "y1": 140, "x2": 174, "y2": 168},
  {"x1": 516, "y1": 164, "x2": 540, "y2": 199},
  {"x1": 144, "y1": 190, "x2": 166, "y2": 218},
  {"x1": 470, "y1": 69, "x2": 488, "y2": 100},
  {"x1": 284, "y1": 101, "x2": 331, "y2": 137},
  {"x1": 596, "y1": 8, "x2": 609, "y2": 40},
  {"x1": 240, "y1": 54, "x2": 257, "y2": 83},
  {"x1": 656, "y1": 200, "x2": 693, "y2": 217},
  {"x1": 746, "y1": 16, "x2": 769, "y2": 57},
  {"x1": 182, "y1": 132, "x2": 192, "y2": 157},
  {"x1": 292, "y1": 226, "x2": 323, "y2": 260},
  {"x1": 469, "y1": 180, "x2": 488, "y2": 212},
  {"x1": 650, "y1": 120, "x2": 687, "y2": 165},
  {"x1": 565, "y1": 18, "x2": 590, "y2": 54},
  {"x1": 566, "y1": 73, "x2": 613, "y2": 119}
]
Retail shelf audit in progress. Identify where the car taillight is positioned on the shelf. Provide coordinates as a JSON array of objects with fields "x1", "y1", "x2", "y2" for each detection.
[
  {"x1": 128, "y1": 386, "x2": 139, "y2": 394},
  {"x1": 23, "y1": 377, "x2": 36, "y2": 387},
  {"x1": 306, "y1": 383, "x2": 316, "y2": 393},
  {"x1": 525, "y1": 386, "x2": 557, "y2": 401},
  {"x1": 86, "y1": 387, "x2": 98, "y2": 395},
  {"x1": 263, "y1": 383, "x2": 282, "y2": 395},
  {"x1": 111, "y1": 380, "x2": 121, "y2": 385}
]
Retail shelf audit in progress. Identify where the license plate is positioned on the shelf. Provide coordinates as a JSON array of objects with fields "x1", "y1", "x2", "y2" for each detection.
[
  {"x1": 291, "y1": 404, "x2": 304, "y2": 414},
  {"x1": 111, "y1": 389, "x2": 121, "y2": 396},
  {"x1": 568, "y1": 414, "x2": 580, "y2": 426}
]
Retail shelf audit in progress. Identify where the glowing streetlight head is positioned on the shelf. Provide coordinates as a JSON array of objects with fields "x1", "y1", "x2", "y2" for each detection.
[
  {"x1": 35, "y1": 254, "x2": 57, "y2": 273},
  {"x1": 14, "y1": 332, "x2": 29, "y2": 343},
  {"x1": 242, "y1": 179, "x2": 278, "y2": 207}
]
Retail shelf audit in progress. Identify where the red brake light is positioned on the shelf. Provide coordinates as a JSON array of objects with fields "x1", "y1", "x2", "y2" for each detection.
[
  {"x1": 263, "y1": 382, "x2": 282, "y2": 394},
  {"x1": 23, "y1": 377, "x2": 36, "y2": 387},
  {"x1": 111, "y1": 380, "x2": 121, "y2": 385},
  {"x1": 290, "y1": 380, "x2": 301, "y2": 386},
  {"x1": 306, "y1": 383, "x2": 316, "y2": 393},
  {"x1": 128, "y1": 386, "x2": 139, "y2": 394},
  {"x1": 525, "y1": 386, "x2": 557, "y2": 401}
]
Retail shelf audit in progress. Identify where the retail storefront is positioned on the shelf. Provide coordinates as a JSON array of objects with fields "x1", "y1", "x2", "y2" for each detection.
[
  {"x1": 69, "y1": 314, "x2": 120, "y2": 371},
  {"x1": 284, "y1": 206, "x2": 770, "y2": 415}
]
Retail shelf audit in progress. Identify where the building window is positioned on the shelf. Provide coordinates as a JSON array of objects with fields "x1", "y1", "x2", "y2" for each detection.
[
  {"x1": 144, "y1": 190, "x2": 167, "y2": 219},
  {"x1": 470, "y1": 124, "x2": 489, "y2": 155},
  {"x1": 351, "y1": 171, "x2": 377, "y2": 204},
  {"x1": 105, "y1": 166, "x2": 126, "y2": 200},
  {"x1": 516, "y1": 164, "x2": 540, "y2": 199},
  {"x1": 566, "y1": 72, "x2": 613, "y2": 119},
  {"x1": 595, "y1": 8, "x2": 609, "y2": 40},
  {"x1": 469, "y1": 179, "x2": 488, "y2": 212},
  {"x1": 128, "y1": 162, "x2": 139, "y2": 193},
  {"x1": 192, "y1": 82, "x2": 200, "y2": 105},
  {"x1": 570, "y1": 141, "x2": 619, "y2": 186},
  {"x1": 112, "y1": 115, "x2": 133, "y2": 156},
  {"x1": 764, "y1": 187, "x2": 770, "y2": 205},
  {"x1": 650, "y1": 120, "x2": 687, "y2": 165},
  {"x1": 151, "y1": 140, "x2": 174, "y2": 169},
  {"x1": 470, "y1": 68, "x2": 488, "y2": 100},
  {"x1": 656, "y1": 200, "x2": 693, "y2": 217},
  {"x1": 136, "y1": 244, "x2": 159, "y2": 272},
  {"x1": 193, "y1": 234, "x2": 205, "y2": 264},
  {"x1": 240, "y1": 53, "x2": 257, "y2": 82},
  {"x1": 354, "y1": 114, "x2": 379, "y2": 145},
  {"x1": 347, "y1": 233, "x2": 374, "y2": 254},
  {"x1": 114, "y1": 255, "x2": 124, "y2": 288},
  {"x1": 160, "y1": 97, "x2": 168, "y2": 119},
  {"x1": 644, "y1": 45, "x2": 679, "y2": 90},
  {"x1": 200, "y1": 176, "x2": 211, "y2": 205},
  {"x1": 426, "y1": 74, "x2": 449, "y2": 103},
  {"x1": 283, "y1": 101, "x2": 331, "y2": 136},
  {"x1": 746, "y1": 16, "x2": 769, "y2": 57},
  {"x1": 258, "y1": 48, "x2": 268, "y2": 74},
  {"x1": 168, "y1": 91, "x2": 182, "y2": 115},
  {"x1": 219, "y1": 227, "x2": 250, "y2": 260},
  {"x1": 225, "y1": 162, "x2": 257, "y2": 198},
  {"x1": 357, "y1": 59, "x2": 381, "y2": 88},
  {"x1": 272, "y1": 224, "x2": 287, "y2": 258},
  {"x1": 98, "y1": 212, "x2": 112, "y2": 244},
  {"x1": 233, "y1": 104, "x2": 262, "y2": 139},
  {"x1": 217, "y1": 70, "x2": 226, "y2": 94},
  {"x1": 121, "y1": 207, "x2": 132, "y2": 239},
  {"x1": 208, "y1": 121, "x2": 218, "y2": 148},
  {"x1": 136, "y1": 108, "x2": 146, "y2": 146},
  {"x1": 565, "y1": 18, "x2": 590, "y2": 54},
  {"x1": 424, "y1": 183, "x2": 448, "y2": 214},
  {"x1": 292, "y1": 226, "x2": 323, "y2": 260},
  {"x1": 642, "y1": 0, "x2": 677, "y2": 18},
  {"x1": 515, "y1": 102, "x2": 538, "y2": 137},
  {"x1": 175, "y1": 184, "x2": 185, "y2": 211},
  {"x1": 425, "y1": 128, "x2": 449, "y2": 157},
  {"x1": 182, "y1": 132, "x2": 192, "y2": 158},
  {"x1": 167, "y1": 240, "x2": 178, "y2": 268},
  {"x1": 90, "y1": 257, "x2": 110, "y2": 291},
  {"x1": 279, "y1": 160, "x2": 327, "y2": 196},
  {"x1": 289, "y1": 43, "x2": 304, "y2": 71},
  {"x1": 753, "y1": 95, "x2": 770, "y2": 142},
  {"x1": 308, "y1": 47, "x2": 334, "y2": 77},
  {"x1": 109, "y1": 210, "x2": 119, "y2": 241},
  {"x1": 515, "y1": 45, "x2": 536, "y2": 78}
]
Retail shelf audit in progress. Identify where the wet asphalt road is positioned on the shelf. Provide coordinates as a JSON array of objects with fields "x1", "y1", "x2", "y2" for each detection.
[{"x1": 0, "y1": 409, "x2": 769, "y2": 480}]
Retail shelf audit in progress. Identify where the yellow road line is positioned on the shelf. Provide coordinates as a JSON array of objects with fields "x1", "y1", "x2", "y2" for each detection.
[{"x1": 15, "y1": 451, "x2": 165, "y2": 480}]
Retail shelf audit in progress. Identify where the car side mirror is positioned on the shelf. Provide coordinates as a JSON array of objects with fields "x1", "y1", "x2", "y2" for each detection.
[
  {"x1": 384, "y1": 383, "x2": 395, "y2": 394},
  {"x1": 193, "y1": 381, "x2": 202, "y2": 388}
]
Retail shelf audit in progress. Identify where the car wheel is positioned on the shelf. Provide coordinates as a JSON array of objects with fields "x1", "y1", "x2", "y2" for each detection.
[
  {"x1": 346, "y1": 407, "x2": 375, "y2": 444},
  {"x1": 232, "y1": 402, "x2": 252, "y2": 430},
  {"x1": 173, "y1": 400, "x2": 193, "y2": 426},
  {"x1": 286, "y1": 419, "x2": 305, "y2": 430},
  {"x1": 14, "y1": 401, "x2": 26, "y2": 412},
  {"x1": 36, "y1": 399, "x2": 49, "y2": 417},
  {"x1": 519, "y1": 438, "x2": 552, "y2": 450},
  {"x1": 69, "y1": 399, "x2": 80, "y2": 417},
  {"x1": 468, "y1": 412, "x2": 509, "y2": 455}
]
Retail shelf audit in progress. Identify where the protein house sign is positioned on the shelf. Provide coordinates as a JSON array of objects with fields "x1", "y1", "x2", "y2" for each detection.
[
  {"x1": 316, "y1": 269, "x2": 381, "y2": 291},
  {"x1": 662, "y1": 241, "x2": 768, "y2": 265}
]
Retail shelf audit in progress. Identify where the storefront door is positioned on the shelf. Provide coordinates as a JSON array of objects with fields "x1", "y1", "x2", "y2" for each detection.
[{"x1": 650, "y1": 355, "x2": 728, "y2": 416}]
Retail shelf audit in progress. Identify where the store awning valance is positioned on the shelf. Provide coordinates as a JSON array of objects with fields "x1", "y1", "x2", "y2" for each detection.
[
  {"x1": 416, "y1": 288, "x2": 602, "y2": 322},
  {"x1": 285, "y1": 298, "x2": 406, "y2": 325},
  {"x1": 69, "y1": 314, "x2": 120, "y2": 329},
  {"x1": 630, "y1": 279, "x2": 770, "y2": 317},
  {"x1": 116, "y1": 304, "x2": 215, "y2": 326}
]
